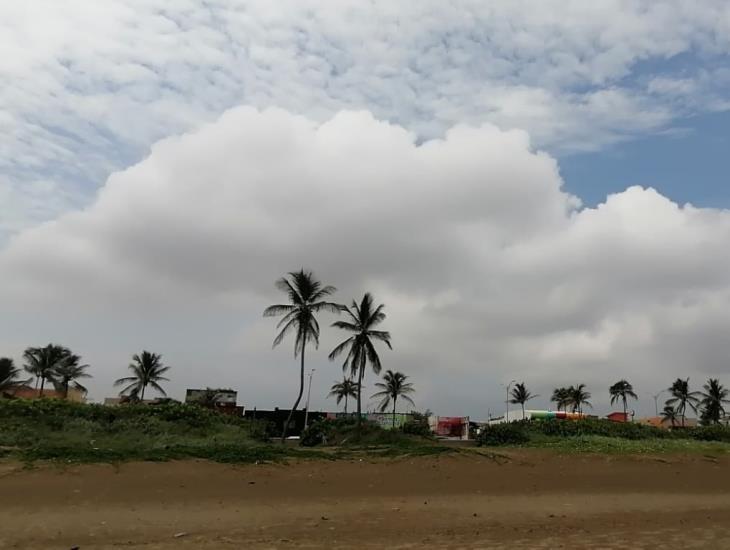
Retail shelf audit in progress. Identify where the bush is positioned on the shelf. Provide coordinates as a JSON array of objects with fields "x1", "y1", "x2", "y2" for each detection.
[
  {"x1": 533, "y1": 418, "x2": 669, "y2": 440},
  {"x1": 402, "y1": 410, "x2": 433, "y2": 437},
  {"x1": 477, "y1": 422, "x2": 530, "y2": 446},
  {"x1": 689, "y1": 424, "x2": 730, "y2": 442}
]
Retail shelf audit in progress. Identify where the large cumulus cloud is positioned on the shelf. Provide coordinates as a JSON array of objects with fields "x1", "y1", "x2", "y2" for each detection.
[{"x1": 1, "y1": 107, "x2": 729, "y2": 416}]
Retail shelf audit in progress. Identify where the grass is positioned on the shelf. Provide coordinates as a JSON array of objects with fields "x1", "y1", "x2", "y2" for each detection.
[{"x1": 525, "y1": 434, "x2": 730, "y2": 455}]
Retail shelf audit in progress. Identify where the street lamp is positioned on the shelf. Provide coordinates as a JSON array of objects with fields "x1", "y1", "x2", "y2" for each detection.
[
  {"x1": 503, "y1": 380, "x2": 516, "y2": 422},
  {"x1": 651, "y1": 389, "x2": 667, "y2": 417},
  {"x1": 303, "y1": 368, "x2": 316, "y2": 429}
]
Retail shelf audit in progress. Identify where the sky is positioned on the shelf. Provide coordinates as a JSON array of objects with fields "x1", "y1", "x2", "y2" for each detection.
[{"x1": 1, "y1": 1, "x2": 730, "y2": 419}]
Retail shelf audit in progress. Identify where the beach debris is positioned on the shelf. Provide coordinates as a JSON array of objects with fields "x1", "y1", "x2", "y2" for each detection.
[{"x1": 174, "y1": 532, "x2": 188, "y2": 538}]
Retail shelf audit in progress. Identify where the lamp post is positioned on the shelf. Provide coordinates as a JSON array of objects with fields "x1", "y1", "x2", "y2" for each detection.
[
  {"x1": 504, "y1": 380, "x2": 516, "y2": 422},
  {"x1": 651, "y1": 389, "x2": 666, "y2": 417},
  {"x1": 303, "y1": 368, "x2": 316, "y2": 430}
]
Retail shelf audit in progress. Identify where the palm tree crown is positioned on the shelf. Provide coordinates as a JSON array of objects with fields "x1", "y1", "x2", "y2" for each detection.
[
  {"x1": 609, "y1": 379, "x2": 637, "y2": 419},
  {"x1": 510, "y1": 382, "x2": 537, "y2": 419},
  {"x1": 700, "y1": 378, "x2": 729, "y2": 425},
  {"x1": 264, "y1": 269, "x2": 341, "y2": 441},
  {"x1": 328, "y1": 378, "x2": 359, "y2": 413},
  {"x1": 568, "y1": 384, "x2": 592, "y2": 414},
  {"x1": 551, "y1": 387, "x2": 571, "y2": 411},
  {"x1": 52, "y1": 355, "x2": 91, "y2": 399},
  {"x1": 661, "y1": 404, "x2": 679, "y2": 428},
  {"x1": 0, "y1": 357, "x2": 28, "y2": 394},
  {"x1": 329, "y1": 292, "x2": 392, "y2": 432},
  {"x1": 371, "y1": 370, "x2": 415, "y2": 428},
  {"x1": 114, "y1": 351, "x2": 170, "y2": 401},
  {"x1": 23, "y1": 344, "x2": 72, "y2": 397},
  {"x1": 665, "y1": 378, "x2": 700, "y2": 427}
]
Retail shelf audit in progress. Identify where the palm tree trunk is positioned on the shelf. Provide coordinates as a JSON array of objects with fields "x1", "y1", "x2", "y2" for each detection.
[
  {"x1": 522, "y1": 403, "x2": 525, "y2": 420},
  {"x1": 356, "y1": 364, "x2": 365, "y2": 438},
  {"x1": 392, "y1": 397, "x2": 397, "y2": 429},
  {"x1": 623, "y1": 396, "x2": 627, "y2": 421},
  {"x1": 281, "y1": 345, "x2": 305, "y2": 443},
  {"x1": 39, "y1": 377, "x2": 45, "y2": 398},
  {"x1": 141, "y1": 384, "x2": 146, "y2": 402},
  {"x1": 344, "y1": 394, "x2": 348, "y2": 414},
  {"x1": 63, "y1": 382, "x2": 69, "y2": 400}
]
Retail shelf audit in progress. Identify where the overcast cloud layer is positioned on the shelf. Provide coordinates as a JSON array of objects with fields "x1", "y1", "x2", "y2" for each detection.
[
  {"x1": 2, "y1": 107, "x2": 729, "y2": 417},
  {"x1": 3, "y1": 1, "x2": 730, "y2": 236}
]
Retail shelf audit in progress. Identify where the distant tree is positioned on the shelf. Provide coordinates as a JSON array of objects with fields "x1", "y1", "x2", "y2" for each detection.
[
  {"x1": 371, "y1": 370, "x2": 415, "y2": 428},
  {"x1": 510, "y1": 382, "x2": 537, "y2": 420},
  {"x1": 568, "y1": 384, "x2": 592, "y2": 414},
  {"x1": 551, "y1": 387, "x2": 570, "y2": 412},
  {"x1": 665, "y1": 378, "x2": 700, "y2": 428},
  {"x1": 609, "y1": 379, "x2": 637, "y2": 420},
  {"x1": 23, "y1": 344, "x2": 72, "y2": 397},
  {"x1": 51, "y1": 354, "x2": 91, "y2": 399},
  {"x1": 264, "y1": 269, "x2": 342, "y2": 443},
  {"x1": 328, "y1": 378, "x2": 359, "y2": 413},
  {"x1": 699, "y1": 378, "x2": 729, "y2": 425},
  {"x1": 329, "y1": 293, "x2": 392, "y2": 435},
  {"x1": 661, "y1": 405, "x2": 679, "y2": 428},
  {"x1": 114, "y1": 351, "x2": 170, "y2": 401},
  {"x1": 0, "y1": 357, "x2": 28, "y2": 395}
]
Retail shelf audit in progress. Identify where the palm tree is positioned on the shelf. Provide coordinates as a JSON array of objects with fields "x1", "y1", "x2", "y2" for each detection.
[
  {"x1": 568, "y1": 384, "x2": 592, "y2": 414},
  {"x1": 371, "y1": 370, "x2": 415, "y2": 428},
  {"x1": 329, "y1": 292, "x2": 392, "y2": 434},
  {"x1": 609, "y1": 379, "x2": 637, "y2": 421},
  {"x1": 551, "y1": 387, "x2": 570, "y2": 411},
  {"x1": 264, "y1": 269, "x2": 341, "y2": 442},
  {"x1": 700, "y1": 378, "x2": 729, "y2": 425},
  {"x1": 23, "y1": 344, "x2": 71, "y2": 397},
  {"x1": 661, "y1": 405, "x2": 679, "y2": 428},
  {"x1": 665, "y1": 378, "x2": 700, "y2": 428},
  {"x1": 510, "y1": 382, "x2": 537, "y2": 420},
  {"x1": 0, "y1": 357, "x2": 29, "y2": 395},
  {"x1": 114, "y1": 351, "x2": 170, "y2": 401},
  {"x1": 52, "y1": 354, "x2": 91, "y2": 399},
  {"x1": 328, "y1": 378, "x2": 359, "y2": 413}
]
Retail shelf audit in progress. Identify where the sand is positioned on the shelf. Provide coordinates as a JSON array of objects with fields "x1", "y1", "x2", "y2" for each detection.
[{"x1": 2, "y1": 450, "x2": 729, "y2": 549}]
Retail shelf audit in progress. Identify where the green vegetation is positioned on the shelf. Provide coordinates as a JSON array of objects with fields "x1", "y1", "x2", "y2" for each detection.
[
  {"x1": 371, "y1": 370, "x2": 415, "y2": 428},
  {"x1": 476, "y1": 418, "x2": 730, "y2": 454},
  {"x1": 0, "y1": 399, "x2": 284, "y2": 464}
]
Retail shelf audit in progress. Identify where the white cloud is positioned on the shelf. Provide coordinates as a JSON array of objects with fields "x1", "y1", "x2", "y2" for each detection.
[
  {"x1": 1, "y1": 107, "x2": 729, "y2": 417},
  {"x1": 2, "y1": 1, "x2": 730, "y2": 235}
]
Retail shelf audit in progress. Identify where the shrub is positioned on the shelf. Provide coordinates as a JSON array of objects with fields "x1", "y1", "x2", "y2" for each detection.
[
  {"x1": 477, "y1": 422, "x2": 530, "y2": 446},
  {"x1": 689, "y1": 424, "x2": 730, "y2": 442}
]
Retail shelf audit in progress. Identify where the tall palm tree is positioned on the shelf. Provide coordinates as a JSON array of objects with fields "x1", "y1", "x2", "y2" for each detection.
[
  {"x1": 328, "y1": 378, "x2": 359, "y2": 413},
  {"x1": 510, "y1": 382, "x2": 537, "y2": 420},
  {"x1": 23, "y1": 344, "x2": 71, "y2": 397},
  {"x1": 0, "y1": 357, "x2": 29, "y2": 395},
  {"x1": 609, "y1": 379, "x2": 637, "y2": 421},
  {"x1": 264, "y1": 269, "x2": 341, "y2": 442},
  {"x1": 661, "y1": 405, "x2": 678, "y2": 428},
  {"x1": 551, "y1": 387, "x2": 570, "y2": 412},
  {"x1": 700, "y1": 378, "x2": 729, "y2": 425},
  {"x1": 568, "y1": 384, "x2": 592, "y2": 414},
  {"x1": 114, "y1": 351, "x2": 170, "y2": 401},
  {"x1": 329, "y1": 292, "x2": 392, "y2": 434},
  {"x1": 665, "y1": 378, "x2": 700, "y2": 428},
  {"x1": 371, "y1": 370, "x2": 415, "y2": 428},
  {"x1": 52, "y1": 354, "x2": 91, "y2": 399}
]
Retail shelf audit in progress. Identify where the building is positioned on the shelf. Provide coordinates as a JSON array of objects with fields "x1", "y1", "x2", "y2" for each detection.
[
  {"x1": 2, "y1": 384, "x2": 86, "y2": 402},
  {"x1": 185, "y1": 388, "x2": 243, "y2": 416},
  {"x1": 244, "y1": 408, "x2": 327, "y2": 436},
  {"x1": 607, "y1": 411, "x2": 630, "y2": 423}
]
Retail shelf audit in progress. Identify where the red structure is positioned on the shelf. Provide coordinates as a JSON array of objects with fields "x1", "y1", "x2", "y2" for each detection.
[{"x1": 607, "y1": 411, "x2": 629, "y2": 423}]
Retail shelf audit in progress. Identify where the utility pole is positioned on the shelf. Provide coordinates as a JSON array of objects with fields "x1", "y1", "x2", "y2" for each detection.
[
  {"x1": 651, "y1": 390, "x2": 666, "y2": 417},
  {"x1": 303, "y1": 368, "x2": 316, "y2": 430}
]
